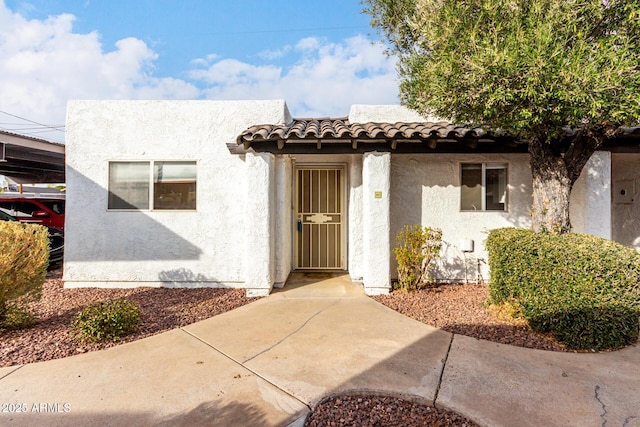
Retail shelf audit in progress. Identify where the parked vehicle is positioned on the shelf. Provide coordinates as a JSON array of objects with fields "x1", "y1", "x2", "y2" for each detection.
[
  {"x1": 0, "y1": 196, "x2": 65, "y2": 229},
  {"x1": 0, "y1": 210, "x2": 64, "y2": 269}
]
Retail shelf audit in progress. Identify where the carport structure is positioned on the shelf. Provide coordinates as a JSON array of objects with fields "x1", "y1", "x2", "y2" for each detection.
[{"x1": 0, "y1": 130, "x2": 65, "y2": 183}]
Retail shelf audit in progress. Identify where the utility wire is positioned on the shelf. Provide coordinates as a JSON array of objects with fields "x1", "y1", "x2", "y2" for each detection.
[
  {"x1": 193, "y1": 25, "x2": 370, "y2": 36},
  {"x1": 0, "y1": 110, "x2": 65, "y2": 134}
]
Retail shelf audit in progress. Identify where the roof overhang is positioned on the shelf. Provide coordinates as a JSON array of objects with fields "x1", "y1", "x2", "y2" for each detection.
[
  {"x1": 0, "y1": 131, "x2": 65, "y2": 183},
  {"x1": 232, "y1": 119, "x2": 526, "y2": 154},
  {"x1": 232, "y1": 119, "x2": 640, "y2": 155}
]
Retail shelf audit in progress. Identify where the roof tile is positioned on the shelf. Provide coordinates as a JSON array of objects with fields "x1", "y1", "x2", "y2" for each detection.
[{"x1": 237, "y1": 118, "x2": 488, "y2": 146}]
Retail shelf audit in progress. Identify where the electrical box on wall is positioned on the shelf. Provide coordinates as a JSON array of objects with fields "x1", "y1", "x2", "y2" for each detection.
[
  {"x1": 614, "y1": 180, "x2": 635, "y2": 204},
  {"x1": 460, "y1": 239, "x2": 474, "y2": 252}
]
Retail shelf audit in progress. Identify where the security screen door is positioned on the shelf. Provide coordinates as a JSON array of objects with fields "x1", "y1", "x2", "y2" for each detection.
[{"x1": 295, "y1": 166, "x2": 345, "y2": 270}]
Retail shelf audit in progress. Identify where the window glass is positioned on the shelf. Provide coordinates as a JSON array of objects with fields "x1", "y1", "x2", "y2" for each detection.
[
  {"x1": 0, "y1": 202, "x2": 14, "y2": 216},
  {"x1": 40, "y1": 200, "x2": 65, "y2": 215},
  {"x1": 153, "y1": 161, "x2": 197, "y2": 210},
  {"x1": 485, "y1": 165, "x2": 507, "y2": 211},
  {"x1": 460, "y1": 164, "x2": 482, "y2": 210},
  {"x1": 14, "y1": 202, "x2": 39, "y2": 218},
  {"x1": 108, "y1": 162, "x2": 150, "y2": 210},
  {"x1": 108, "y1": 161, "x2": 197, "y2": 211},
  {"x1": 461, "y1": 163, "x2": 507, "y2": 211}
]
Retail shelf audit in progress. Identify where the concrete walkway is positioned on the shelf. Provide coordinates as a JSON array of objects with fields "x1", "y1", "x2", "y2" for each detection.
[{"x1": 0, "y1": 273, "x2": 638, "y2": 426}]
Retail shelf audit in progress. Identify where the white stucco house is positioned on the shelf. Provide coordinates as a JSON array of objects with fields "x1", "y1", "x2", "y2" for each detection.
[{"x1": 63, "y1": 100, "x2": 640, "y2": 296}]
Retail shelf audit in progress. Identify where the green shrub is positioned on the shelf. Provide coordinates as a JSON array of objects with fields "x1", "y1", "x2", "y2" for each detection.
[
  {"x1": 72, "y1": 298, "x2": 141, "y2": 343},
  {"x1": 486, "y1": 228, "x2": 640, "y2": 350},
  {"x1": 394, "y1": 225, "x2": 442, "y2": 291},
  {"x1": 0, "y1": 222, "x2": 49, "y2": 328}
]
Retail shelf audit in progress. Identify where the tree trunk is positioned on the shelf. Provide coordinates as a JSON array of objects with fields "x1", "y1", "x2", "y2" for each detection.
[
  {"x1": 528, "y1": 130, "x2": 605, "y2": 234},
  {"x1": 529, "y1": 142, "x2": 572, "y2": 233}
]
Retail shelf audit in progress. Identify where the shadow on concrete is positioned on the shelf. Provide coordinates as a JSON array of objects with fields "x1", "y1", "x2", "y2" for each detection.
[
  {"x1": 0, "y1": 400, "x2": 270, "y2": 427},
  {"x1": 156, "y1": 400, "x2": 270, "y2": 427}
]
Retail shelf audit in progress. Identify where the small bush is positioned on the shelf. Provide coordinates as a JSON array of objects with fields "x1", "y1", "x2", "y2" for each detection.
[
  {"x1": 0, "y1": 222, "x2": 49, "y2": 328},
  {"x1": 394, "y1": 225, "x2": 442, "y2": 291},
  {"x1": 72, "y1": 298, "x2": 141, "y2": 343},
  {"x1": 486, "y1": 228, "x2": 640, "y2": 350}
]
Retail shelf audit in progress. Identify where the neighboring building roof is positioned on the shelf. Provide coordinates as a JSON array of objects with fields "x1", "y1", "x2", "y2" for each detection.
[
  {"x1": 234, "y1": 118, "x2": 523, "y2": 154},
  {"x1": 234, "y1": 118, "x2": 640, "y2": 155},
  {"x1": 0, "y1": 130, "x2": 65, "y2": 183}
]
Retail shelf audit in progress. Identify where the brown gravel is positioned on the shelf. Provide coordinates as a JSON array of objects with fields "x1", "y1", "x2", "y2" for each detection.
[
  {"x1": 373, "y1": 283, "x2": 568, "y2": 352},
  {"x1": 305, "y1": 394, "x2": 478, "y2": 427},
  {"x1": 2, "y1": 273, "x2": 568, "y2": 426},
  {"x1": 0, "y1": 269, "x2": 256, "y2": 367}
]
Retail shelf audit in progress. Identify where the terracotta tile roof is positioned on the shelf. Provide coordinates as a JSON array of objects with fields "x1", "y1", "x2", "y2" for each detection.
[
  {"x1": 237, "y1": 118, "x2": 491, "y2": 145},
  {"x1": 233, "y1": 118, "x2": 640, "y2": 155}
]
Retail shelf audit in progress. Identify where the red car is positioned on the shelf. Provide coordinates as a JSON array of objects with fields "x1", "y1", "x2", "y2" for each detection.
[{"x1": 0, "y1": 197, "x2": 65, "y2": 230}]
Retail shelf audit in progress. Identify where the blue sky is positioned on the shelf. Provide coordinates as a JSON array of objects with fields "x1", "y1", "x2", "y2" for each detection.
[{"x1": 0, "y1": 0, "x2": 399, "y2": 142}]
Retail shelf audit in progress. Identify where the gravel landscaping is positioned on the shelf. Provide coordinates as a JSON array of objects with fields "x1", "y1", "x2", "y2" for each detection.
[
  {"x1": 372, "y1": 282, "x2": 567, "y2": 352},
  {"x1": 2, "y1": 270, "x2": 571, "y2": 426},
  {"x1": 0, "y1": 270, "x2": 254, "y2": 368},
  {"x1": 305, "y1": 394, "x2": 478, "y2": 427}
]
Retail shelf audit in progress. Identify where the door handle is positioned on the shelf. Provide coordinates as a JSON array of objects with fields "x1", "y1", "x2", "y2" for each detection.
[{"x1": 297, "y1": 219, "x2": 302, "y2": 232}]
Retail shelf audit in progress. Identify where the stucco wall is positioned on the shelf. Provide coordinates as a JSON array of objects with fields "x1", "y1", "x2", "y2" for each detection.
[
  {"x1": 362, "y1": 152, "x2": 392, "y2": 293},
  {"x1": 570, "y1": 151, "x2": 612, "y2": 239},
  {"x1": 64, "y1": 99, "x2": 290, "y2": 288},
  {"x1": 612, "y1": 153, "x2": 640, "y2": 251},
  {"x1": 390, "y1": 153, "x2": 533, "y2": 282}
]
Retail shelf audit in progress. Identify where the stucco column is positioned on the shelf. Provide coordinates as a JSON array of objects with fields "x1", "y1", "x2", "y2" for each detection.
[
  {"x1": 245, "y1": 152, "x2": 275, "y2": 296},
  {"x1": 274, "y1": 155, "x2": 292, "y2": 288},
  {"x1": 362, "y1": 151, "x2": 391, "y2": 294},
  {"x1": 348, "y1": 156, "x2": 364, "y2": 282},
  {"x1": 570, "y1": 151, "x2": 612, "y2": 239}
]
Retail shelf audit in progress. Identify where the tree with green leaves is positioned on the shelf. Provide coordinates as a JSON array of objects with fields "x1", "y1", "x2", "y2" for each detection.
[{"x1": 364, "y1": 0, "x2": 640, "y2": 233}]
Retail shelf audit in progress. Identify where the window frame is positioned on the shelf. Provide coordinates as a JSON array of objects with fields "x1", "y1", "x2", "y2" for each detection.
[
  {"x1": 460, "y1": 162, "x2": 508, "y2": 212},
  {"x1": 107, "y1": 160, "x2": 197, "y2": 212}
]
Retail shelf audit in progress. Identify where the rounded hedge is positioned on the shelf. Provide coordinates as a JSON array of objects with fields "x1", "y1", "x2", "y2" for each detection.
[{"x1": 486, "y1": 228, "x2": 640, "y2": 350}]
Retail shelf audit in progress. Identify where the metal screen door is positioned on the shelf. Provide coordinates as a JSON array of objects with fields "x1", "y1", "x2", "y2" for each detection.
[{"x1": 295, "y1": 166, "x2": 345, "y2": 270}]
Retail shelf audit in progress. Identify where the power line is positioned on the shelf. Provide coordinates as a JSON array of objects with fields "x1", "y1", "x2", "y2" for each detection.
[
  {"x1": 0, "y1": 110, "x2": 65, "y2": 134},
  {"x1": 196, "y1": 25, "x2": 370, "y2": 36},
  {"x1": 0, "y1": 125, "x2": 65, "y2": 131}
]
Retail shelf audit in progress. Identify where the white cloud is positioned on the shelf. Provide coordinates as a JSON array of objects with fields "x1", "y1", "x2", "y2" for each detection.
[
  {"x1": 192, "y1": 35, "x2": 399, "y2": 118},
  {"x1": 188, "y1": 59, "x2": 282, "y2": 87},
  {"x1": 295, "y1": 37, "x2": 321, "y2": 52},
  {"x1": 257, "y1": 46, "x2": 291, "y2": 61},
  {"x1": 0, "y1": 2, "x2": 399, "y2": 143},
  {"x1": 190, "y1": 53, "x2": 220, "y2": 67},
  {"x1": 0, "y1": 3, "x2": 198, "y2": 142}
]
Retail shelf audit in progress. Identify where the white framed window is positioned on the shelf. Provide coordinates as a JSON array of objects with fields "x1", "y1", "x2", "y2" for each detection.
[
  {"x1": 108, "y1": 161, "x2": 196, "y2": 211},
  {"x1": 460, "y1": 163, "x2": 507, "y2": 211}
]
